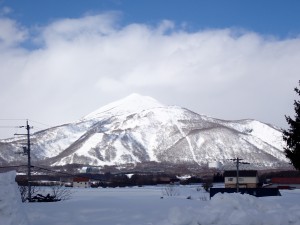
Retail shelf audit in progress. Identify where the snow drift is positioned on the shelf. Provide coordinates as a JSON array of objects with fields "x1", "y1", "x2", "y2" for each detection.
[
  {"x1": 22, "y1": 185, "x2": 300, "y2": 225},
  {"x1": 162, "y1": 192, "x2": 300, "y2": 225},
  {"x1": 0, "y1": 171, "x2": 28, "y2": 225}
]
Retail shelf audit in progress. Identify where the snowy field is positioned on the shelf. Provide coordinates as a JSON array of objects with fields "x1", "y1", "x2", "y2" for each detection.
[{"x1": 2, "y1": 171, "x2": 300, "y2": 225}]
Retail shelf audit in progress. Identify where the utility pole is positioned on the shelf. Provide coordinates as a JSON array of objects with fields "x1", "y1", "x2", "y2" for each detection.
[
  {"x1": 230, "y1": 157, "x2": 250, "y2": 193},
  {"x1": 15, "y1": 120, "x2": 33, "y2": 202}
]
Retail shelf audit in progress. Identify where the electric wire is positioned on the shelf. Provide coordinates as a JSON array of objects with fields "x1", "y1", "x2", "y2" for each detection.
[
  {"x1": 0, "y1": 126, "x2": 20, "y2": 128},
  {"x1": 0, "y1": 119, "x2": 27, "y2": 121},
  {"x1": 28, "y1": 119, "x2": 52, "y2": 128},
  {"x1": 0, "y1": 165, "x2": 28, "y2": 169}
]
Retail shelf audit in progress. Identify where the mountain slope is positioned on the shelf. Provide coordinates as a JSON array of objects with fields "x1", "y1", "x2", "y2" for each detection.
[{"x1": 0, "y1": 93, "x2": 289, "y2": 169}]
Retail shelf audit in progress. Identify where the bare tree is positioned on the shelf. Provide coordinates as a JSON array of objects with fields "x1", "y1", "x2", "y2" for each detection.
[
  {"x1": 162, "y1": 185, "x2": 180, "y2": 196},
  {"x1": 18, "y1": 185, "x2": 40, "y2": 202},
  {"x1": 49, "y1": 185, "x2": 73, "y2": 201},
  {"x1": 18, "y1": 184, "x2": 73, "y2": 202}
]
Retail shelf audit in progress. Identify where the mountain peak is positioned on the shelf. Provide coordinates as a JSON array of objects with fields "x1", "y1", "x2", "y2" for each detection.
[{"x1": 83, "y1": 93, "x2": 165, "y2": 120}]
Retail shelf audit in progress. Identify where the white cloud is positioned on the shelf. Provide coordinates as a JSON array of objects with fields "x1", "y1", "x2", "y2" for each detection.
[
  {"x1": 0, "y1": 13, "x2": 299, "y2": 138},
  {"x1": 40, "y1": 13, "x2": 119, "y2": 46},
  {"x1": 0, "y1": 18, "x2": 27, "y2": 48}
]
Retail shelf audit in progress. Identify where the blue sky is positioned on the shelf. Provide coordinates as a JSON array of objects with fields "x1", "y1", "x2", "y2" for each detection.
[
  {"x1": 3, "y1": 0, "x2": 300, "y2": 37},
  {"x1": 0, "y1": 0, "x2": 300, "y2": 138}
]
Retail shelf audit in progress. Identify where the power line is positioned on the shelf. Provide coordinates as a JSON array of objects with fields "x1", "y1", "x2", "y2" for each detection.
[
  {"x1": 28, "y1": 119, "x2": 52, "y2": 128},
  {"x1": 0, "y1": 126, "x2": 20, "y2": 128},
  {"x1": 0, "y1": 118, "x2": 53, "y2": 139},
  {"x1": 0, "y1": 165, "x2": 27, "y2": 169},
  {"x1": 32, "y1": 126, "x2": 45, "y2": 130},
  {"x1": 0, "y1": 118, "x2": 52, "y2": 129},
  {"x1": 0, "y1": 119, "x2": 27, "y2": 121}
]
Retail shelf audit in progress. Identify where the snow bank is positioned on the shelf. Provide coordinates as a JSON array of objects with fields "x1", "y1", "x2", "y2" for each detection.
[
  {"x1": 24, "y1": 186, "x2": 300, "y2": 225},
  {"x1": 0, "y1": 171, "x2": 28, "y2": 225},
  {"x1": 162, "y1": 193, "x2": 300, "y2": 225}
]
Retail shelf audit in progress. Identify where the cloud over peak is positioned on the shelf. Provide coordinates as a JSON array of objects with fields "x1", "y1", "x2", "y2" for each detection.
[{"x1": 0, "y1": 12, "x2": 299, "y2": 138}]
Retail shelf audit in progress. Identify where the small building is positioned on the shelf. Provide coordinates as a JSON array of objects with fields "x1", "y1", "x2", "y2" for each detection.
[
  {"x1": 73, "y1": 177, "x2": 90, "y2": 188},
  {"x1": 224, "y1": 170, "x2": 258, "y2": 188}
]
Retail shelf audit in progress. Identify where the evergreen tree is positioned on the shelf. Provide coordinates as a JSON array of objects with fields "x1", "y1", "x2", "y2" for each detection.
[{"x1": 283, "y1": 80, "x2": 300, "y2": 170}]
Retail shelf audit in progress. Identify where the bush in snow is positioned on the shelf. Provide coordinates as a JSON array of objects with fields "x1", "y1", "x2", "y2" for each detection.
[
  {"x1": 202, "y1": 180, "x2": 213, "y2": 192},
  {"x1": 162, "y1": 185, "x2": 180, "y2": 196}
]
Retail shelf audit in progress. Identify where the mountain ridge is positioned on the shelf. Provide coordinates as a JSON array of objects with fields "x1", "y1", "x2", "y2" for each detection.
[{"x1": 0, "y1": 93, "x2": 290, "y2": 170}]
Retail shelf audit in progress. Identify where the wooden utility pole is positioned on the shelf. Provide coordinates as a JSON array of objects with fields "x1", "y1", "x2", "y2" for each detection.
[
  {"x1": 26, "y1": 120, "x2": 32, "y2": 201},
  {"x1": 230, "y1": 157, "x2": 249, "y2": 193},
  {"x1": 15, "y1": 120, "x2": 32, "y2": 201}
]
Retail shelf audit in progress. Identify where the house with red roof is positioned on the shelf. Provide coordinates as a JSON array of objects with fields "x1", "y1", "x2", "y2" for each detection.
[
  {"x1": 73, "y1": 177, "x2": 90, "y2": 188},
  {"x1": 266, "y1": 177, "x2": 300, "y2": 189}
]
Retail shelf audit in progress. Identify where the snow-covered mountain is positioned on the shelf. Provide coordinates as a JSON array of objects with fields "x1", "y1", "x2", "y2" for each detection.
[{"x1": 0, "y1": 93, "x2": 290, "y2": 169}]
